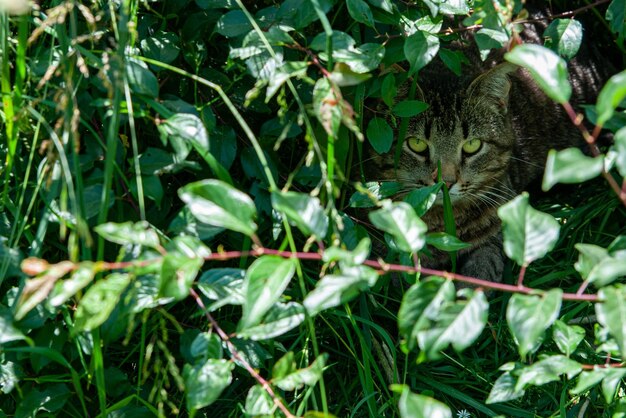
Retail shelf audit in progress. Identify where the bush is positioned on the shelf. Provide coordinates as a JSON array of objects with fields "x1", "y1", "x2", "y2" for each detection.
[{"x1": 1, "y1": 0, "x2": 626, "y2": 417}]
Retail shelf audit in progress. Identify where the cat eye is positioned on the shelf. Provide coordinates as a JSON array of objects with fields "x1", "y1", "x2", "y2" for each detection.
[
  {"x1": 462, "y1": 139, "x2": 482, "y2": 154},
  {"x1": 407, "y1": 137, "x2": 428, "y2": 155}
]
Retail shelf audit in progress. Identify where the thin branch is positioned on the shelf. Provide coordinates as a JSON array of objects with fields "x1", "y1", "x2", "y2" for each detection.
[{"x1": 189, "y1": 288, "x2": 298, "y2": 418}]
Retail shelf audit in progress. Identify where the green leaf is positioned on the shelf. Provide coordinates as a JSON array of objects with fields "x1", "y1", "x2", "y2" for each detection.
[
  {"x1": 332, "y1": 43, "x2": 385, "y2": 73},
  {"x1": 369, "y1": 201, "x2": 427, "y2": 253},
  {"x1": 126, "y1": 60, "x2": 159, "y2": 98},
  {"x1": 596, "y1": 70, "x2": 626, "y2": 126},
  {"x1": 515, "y1": 355, "x2": 582, "y2": 392},
  {"x1": 486, "y1": 371, "x2": 525, "y2": 404},
  {"x1": 94, "y1": 221, "x2": 161, "y2": 249},
  {"x1": 505, "y1": 44, "x2": 571, "y2": 104},
  {"x1": 178, "y1": 179, "x2": 257, "y2": 236},
  {"x1": 398, "y1": 386, "x2": 452, "y2": 418},
  {"x1": 241, "y1": 256, "x2": 297, "y2": 329},
  {"x1": 596, "y1": 285, "x2": 626, "y2": 359},
  {"x1": 277, "y1": 0, "x2": 334, "y2": 30},
  {"x1": 73, "y1": 273, "x2": 131, "y2": 334},
  {"x1": 404, "y1": 31, "x2": 440, "y2": 76},
  {"x1": 438, "y1": 48, "x2": 465, "y2": 76},
  {"x1": 543, "y1": 19, "x2": 583, "y2": 59},
  {"x1": 238, "y1": 302, "x2": 305, "y2": 340},
  {"x1": 349, "y1": 181, "x2": 404, "y2": 208},
  {"x1": 506, "y1": 289, "x2": 562, "y2": 360},
  {"x1": 272, "y1": 353, "x2": 327, "y2": 391},
  {"x1": 381, "y1": 73, "x2": 397, "y2": 107},
  {"x1": 303, "y1": 266, "x2": 378, "y2": 316},
  {"x1": 14, "y1": 384, "x2": 71, "y2": 417},
  {"x1": 425, "y1": 232, "x2": 471, "y2": 251},
  {"x1": 347, "y1": 0, "x2": 375, "y2": 27},
  {"x1": 366, "y1": 117, "x2": 394, "y2": 154},
  {"x1": 575, "y1": 243, "x2": 626, "y2": 287},
  {"x1": 184, "y1": 359, "x2": 234, "y2": 413},
  {"x1": 159, "y1": 252, "x2": 203, "y2": 301},
  {"x1": 403, "y1": 183, "x2": 442, "y2": 217},
  {"x1": 329, "y1": 62, "x2": 372, "y2": 87},
  {"x1": 417, "y1": 289, "x2": 489, "y2": 359},
  {"x1": 552, "y1": 320, "x2": 586, "y2": 356},
  {"x1": 197, "y1": 268, "x2": 245, "y2": 311},
  {"x1": 322, "y1": 237, "x2": 371, "y2": 265},
  {"x1": 0, "y1": 306, "x2": 25, "y2": 343},
  {"x1": 542, "y1": 148, "x2": 604, "y2": 190},
  {"x1": 398, "y1": 277, "x2": 455, "y2": 351},
  {"x1": 158, "y1": 113, "x2": 209, "y2": 162},
  {"x1": 498, "y1": 193, "x2": 560, "y2": 266},
  {"x1": 392, "y1": 100, "x2": 429, "y2": 117},
  {"x1": 215, "y1": 10, "x2": 252, "y2": 37},
  {"x1": 615, "y1": 127, "x2": 626, "y2": 177},
  {"x1": 244, "y1": 384, "x2": 274, "y2": 416},
  {"x1": 572, "y1": 367, "x2": 626, "y2": 403},
  {"x1": 49, "y1": 262, "x2": 97, "y2": 307},
  {"x1": 271, "y1": 191, "x2": 328, "y2": 239},
  {"x1": 607, "y1": 0, "x2": 626, "y2": 37},
  {"x1": 140, "y1": 31, "x2": 180, "y2": 65}
]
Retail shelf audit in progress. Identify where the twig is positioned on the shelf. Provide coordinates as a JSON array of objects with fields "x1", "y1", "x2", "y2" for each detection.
[
  {"x1": 513, "y1": 0, "x2": 612, "y2": 25},
  {"x1": 189, "y1": 288, "x2": 298, "y2": 418}
]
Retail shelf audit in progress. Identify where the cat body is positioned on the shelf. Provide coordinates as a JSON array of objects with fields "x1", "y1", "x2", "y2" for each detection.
[{"x1": 371, "y1": 27, "x2": 608, "y2": 281}]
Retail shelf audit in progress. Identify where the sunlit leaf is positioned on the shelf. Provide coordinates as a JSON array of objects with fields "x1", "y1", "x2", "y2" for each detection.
[
  {"x1": 398, "y1": 386, "x2": 452, "y2": 418},
  {"x1": 506, "y1": 289, "x2": 562, "y2": 360},
  {"x1": 498, "y1": 193, "x2": 560, "y2": 266},
  {"x1": 505, "y1": 44, "x2": 571, "y2": 104},
  {"x1": 73, "y1": 273, "x2": 132, "y2": 334},
  {"x1": 241, "y1": 256, "x2": 297, "y2": 329},
  {"x1": 303, "y1": 266, "x2": 378, "y2": 316},
  {"x1": 369, "y1": 201, "x2": 427, "y2": 253},
  {"x1": 15, "y1": 261, "x2": 75, "y2": 320},
  {"x1": 49, "y1": 262, "x2": 97, "y2": 307},
  {"x1": 552, "y1": 320, "x2": 586, "y2": 357},
  {"x1": 542, "y1": 148, "x2": 604, "y2": 191},
  {"x1": 544, "y1": 19, "x2": 583, "y2": 59},
  {"x1": 596, "y1": 70, "x2": 626, "y2": 127},
  {"x1": 486, "y1": 371, "x2": 525, "y2": 404},
  {"x1": 575, "y1": 243, "x2": 626, "y2": 287},
  {"x1": 425, "y1": 232, "x2": 471, "y2": 252},
  {"x1": 272, "y1": 353, "x2": 327, "y2": 391},
  {"x1": 178, "y1": 179, "x2": 257, "y2": 237},
  {"x1": 238, "y1": 302, "x2": 305, "y2": 340},
  {"x1": 94, "y1": 221, "x2": 161, "y2": 249},
  {"x1": 159, "y1": 252, "x2": 203, "y2": 301},
  {"x1": 596, "y1": 285, "x2": 626, "y2": 358},
  {"x1": 271, "y1": 191, "x2": 328, "y2": 239},
  {"x1": 184, "y1": 359, "x2": 234, "y2": 413},
  {"x1": 515, "y1": 355, "x2": 581, "y2": 392},
  {"x1": 404, "y1": 30, "x2": 440, "y2": 76}
]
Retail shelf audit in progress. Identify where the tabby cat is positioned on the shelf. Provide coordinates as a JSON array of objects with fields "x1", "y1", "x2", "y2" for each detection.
[{"x1": 370, "y1": 26, "x2": 608, "y2": 282}]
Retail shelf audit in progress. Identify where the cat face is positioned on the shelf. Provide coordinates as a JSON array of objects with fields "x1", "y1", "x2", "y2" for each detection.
[{"x1": 377, "y1": 64, "x2": 519, "y2": 208}]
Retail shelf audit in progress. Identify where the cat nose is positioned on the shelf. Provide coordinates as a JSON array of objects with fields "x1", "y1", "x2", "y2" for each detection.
[{"x1": 431, "y1": 168, "x2": 456, "y2": 188}]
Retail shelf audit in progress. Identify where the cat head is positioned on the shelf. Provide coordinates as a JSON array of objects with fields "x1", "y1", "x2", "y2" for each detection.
[{"x1": 376, "y1": 62, "x2": 519, "y2": 207}]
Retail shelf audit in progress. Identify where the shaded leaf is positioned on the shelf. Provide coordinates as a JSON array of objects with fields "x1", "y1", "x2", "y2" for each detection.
[
  {"x1": 215, "y1": 10, "x2": 252, "y2": 37},
  {"x1": 425, "y1": 232, "x2": 471, "y2": 251},
  {"x1": 403, "y1": 183, "x2": 442, "y2": 217},
  {"x1": 159, "y1": 252, "x2": 203, "y2": 301},
  {"x1": 392, "y1": 100, "x2": 429, "y2": 117},
  {"x1": 498, "y1": 193, "x2": 560, "y2": 266},
  {"x1": 505, "y1": 44, "x2": 571, "y2": 104},
  {"x1": 178, "y1": 179, "x2": 257, "y2": 236},
  {"x1": 349, "y1": 181, "x2": 404, "y2": 208},
  {"x1": 347, "y1": 0, "x2": 375, "y2": 28},
  {"x1": 366, "y1": 117, "x2": 393, "y2": 154},
  {"x1": 506, "y1": 289, "x2": 562, "y2": 360}
]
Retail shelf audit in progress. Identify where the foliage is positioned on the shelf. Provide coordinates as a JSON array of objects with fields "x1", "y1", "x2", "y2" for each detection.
[{"x1": 1, "y1": 0, "x2": 626, "y2": 417}]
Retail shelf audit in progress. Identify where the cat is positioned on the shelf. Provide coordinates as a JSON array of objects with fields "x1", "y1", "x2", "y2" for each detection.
[{"x1": 368, "y1": 20, "x2": 610, "y2": 283}]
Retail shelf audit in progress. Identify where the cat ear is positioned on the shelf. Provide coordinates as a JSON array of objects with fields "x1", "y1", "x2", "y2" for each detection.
[{"x1": 466, "y1": 63, "x2": 518, "y2": 113}]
